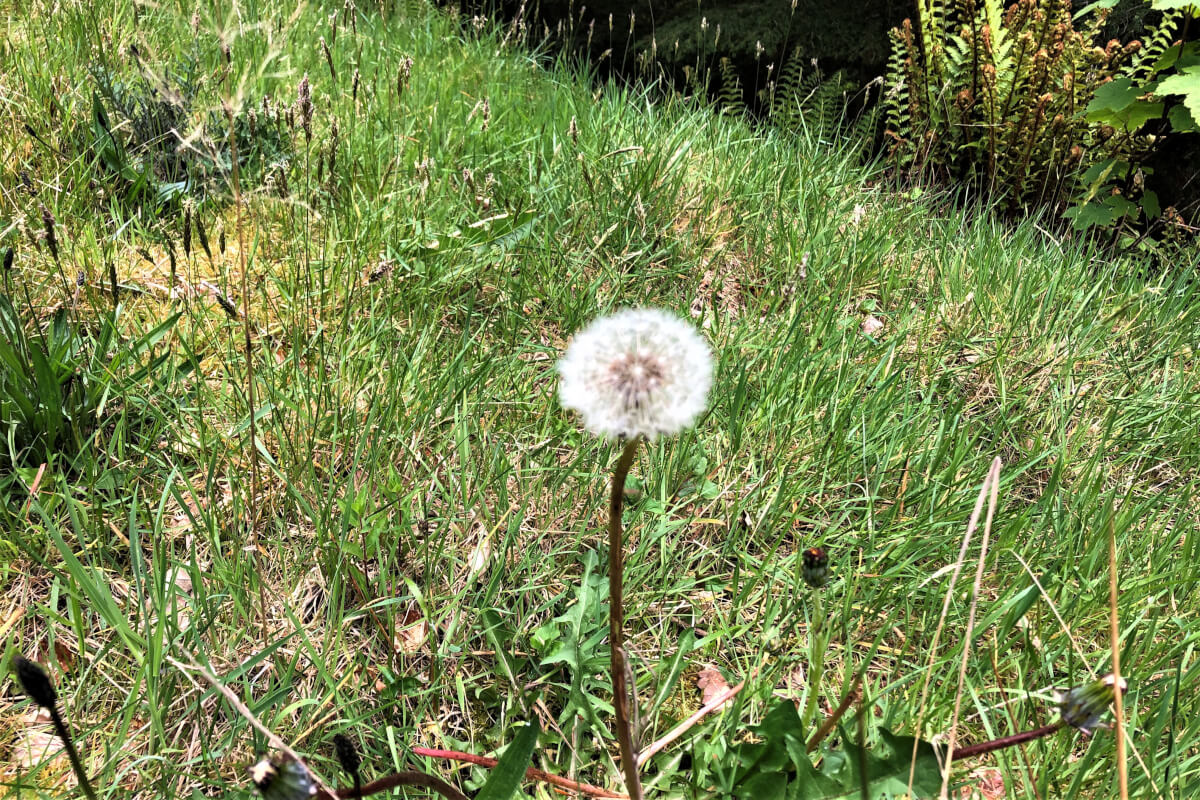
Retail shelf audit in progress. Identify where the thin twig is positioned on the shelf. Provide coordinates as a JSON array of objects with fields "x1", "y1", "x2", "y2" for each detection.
[
  {"x1": 609, "y1": 437, "x2": 644, "y2": 800},
  {"x1": 636, "y1": 677, "x2": 748, "y2": 767},
  {"x1": 412, "y1": 746, "x2": 627, "y2": 798}
]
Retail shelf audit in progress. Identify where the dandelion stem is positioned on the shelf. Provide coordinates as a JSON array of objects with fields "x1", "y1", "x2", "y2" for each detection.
[
  {"x1": 609, "y1": 436, "x2": 644, "y2": 800},
  {"x1": 47, "y1": 706, "x2": 98, "y2": 800},
  {"x1": 951, "y1": 722, "x2": 1063, "y2": 759}
]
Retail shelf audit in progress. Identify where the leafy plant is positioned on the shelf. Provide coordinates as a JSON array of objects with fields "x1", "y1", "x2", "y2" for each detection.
[
  {"x1": 0, "y1": 294, "x2": 179, "y2": 476},
  {"x1": 706, "y1": 698, "x2": 943, "y2": 800},
  {"x1": 1069, "y1": 1, "x2": 1200, "y2": 231},
  {"x1": 883, "y1": 0, "x2": 1150, "y2": 214}
]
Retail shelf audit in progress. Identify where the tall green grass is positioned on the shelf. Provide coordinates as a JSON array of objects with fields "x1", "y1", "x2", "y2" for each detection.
[{"x1": 1, "y1": 0, "x2": 1198, "y2": 797}]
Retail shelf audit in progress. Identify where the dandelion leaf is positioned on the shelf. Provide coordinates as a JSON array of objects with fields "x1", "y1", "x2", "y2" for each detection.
[{"x1": 718, "y1": 698, "x2": 943, "y2": 799}]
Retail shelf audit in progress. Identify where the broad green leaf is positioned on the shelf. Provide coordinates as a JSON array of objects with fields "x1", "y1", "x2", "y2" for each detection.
[
  {"x1": 476, "y1": 721, "x2": 540, "y2": 800},
  {"x1": 1168, "y1": 103, "x2": 1200, "y2": 132},
  {"x1": 1151, "y1": 0, "x2": 1200, "y2": 12},
  {"x1": 1154, "y1": 67, "x2": 1200, "y2": 122}
]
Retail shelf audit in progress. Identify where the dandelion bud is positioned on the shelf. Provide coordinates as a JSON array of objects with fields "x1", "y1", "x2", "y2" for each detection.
[
  {"x1": 802, "y1": 547, "x2": 830, "y2": 588},
  {"x1": 3, "y1": 246, "x2": 13, "y2": 272},
  {"x1": 1059, "y1": 674, "x2": 1126, "y2": 735},
  {"x1": 14, "y1": 656, "x2": 58, "y2": 709}
]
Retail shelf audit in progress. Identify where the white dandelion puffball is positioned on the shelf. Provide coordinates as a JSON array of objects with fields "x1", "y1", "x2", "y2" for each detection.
[{"x1": 558, "y1": 307, "x2": 714, "y2": 440}]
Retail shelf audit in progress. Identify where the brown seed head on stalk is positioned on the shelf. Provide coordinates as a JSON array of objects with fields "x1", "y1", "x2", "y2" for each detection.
[
  {"x1": 297, "y1": 74, "x2": 314, "y2": 141},
  {"x1": 41, "y1": 204, "x2": 59, "y2": 261}
]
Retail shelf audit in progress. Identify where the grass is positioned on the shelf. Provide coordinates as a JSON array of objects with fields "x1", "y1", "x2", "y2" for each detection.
[{"x1": 1, "y1": 0, "x2": 1199, "y2": 797}]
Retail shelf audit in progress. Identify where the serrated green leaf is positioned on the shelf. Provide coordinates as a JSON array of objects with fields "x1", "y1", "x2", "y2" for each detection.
[{"x1": 718, "y1": 700, "x2": 943, "y2": 799}]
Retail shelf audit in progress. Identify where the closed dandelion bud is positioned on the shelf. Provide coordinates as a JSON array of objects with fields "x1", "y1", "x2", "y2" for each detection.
[
  {"x1": 14, "y1": 656, "x2": 58, "y2": 709},
  {"x1": 802, "y1": 547, "x2": 830, "y2": 589},
  {"x1": 1059, "y1": 674, "x2": 1126, "y2": 735}
]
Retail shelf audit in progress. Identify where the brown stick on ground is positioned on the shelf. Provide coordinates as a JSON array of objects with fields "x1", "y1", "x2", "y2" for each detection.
[{"x1": 411, "y1": 747, "x2": 629, "y2": 799}]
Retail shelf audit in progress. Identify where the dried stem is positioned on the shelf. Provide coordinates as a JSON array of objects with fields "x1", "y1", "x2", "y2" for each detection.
[
  {"x1": 637, "y1": 675, "x2": 748, "y2": 767},
  {"x1": 609, "y1": 436, "x2": 644, "y2": 800},
  {"x1": 1109, "y1": 505, "x2": 1129, "y2": 800},
  {"x1": 940, "y1": 456, "x2": 1001, "y2": 799},
  {"x1": 412, "y1": 746, "x2": 627, "y2": 798},
  {"x1": 806, "y1": 677, "x2": 862, "y2": 753}
]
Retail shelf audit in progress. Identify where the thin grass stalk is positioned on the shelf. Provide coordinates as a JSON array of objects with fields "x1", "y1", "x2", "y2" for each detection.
[
  {"x1": 1108, "y1": 503, "x2": 1129, "y2": 800},
  {"x1": 609, "y1": 436, "x2": 644, "y2": 800},
  {"x1": 939, "y1": 456, "x2": 1001, "y2": 798},
  {"x1": 226, "y1": 102, "x2": 266, "y2": 641},
  {"x1": 907, "y1": 456, "x2": 994, "y2": 793}
]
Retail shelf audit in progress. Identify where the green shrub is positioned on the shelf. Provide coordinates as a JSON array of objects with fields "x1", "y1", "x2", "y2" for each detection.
[{"x1": 882, "y1": 0, "x2": 1200, "y2": 234}]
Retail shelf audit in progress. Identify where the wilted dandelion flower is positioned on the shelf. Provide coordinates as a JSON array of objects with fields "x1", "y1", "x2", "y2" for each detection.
[
  {"x1": 558, "y1": 307, "x2": 713, "y2": 440},
  {"x1": 1058, "y1": 673, "x2": 1127, "y2": 735}
]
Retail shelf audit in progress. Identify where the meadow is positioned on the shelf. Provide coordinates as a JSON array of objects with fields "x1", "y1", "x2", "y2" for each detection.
[{"x1": 1, "y1": 0, "x2": 1199, "y2": 797}]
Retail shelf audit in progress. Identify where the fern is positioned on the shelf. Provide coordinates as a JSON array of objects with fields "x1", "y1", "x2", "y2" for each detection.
[
  {"x1": 1125, "y1": 9, "x2": 1183, "y2": 82},
  {"x1": 882, "y1": 0, "x2": 1156, "y2": 214},
  {"x1": 717, "y1": 58, "x2": 747, "y2": 117}
]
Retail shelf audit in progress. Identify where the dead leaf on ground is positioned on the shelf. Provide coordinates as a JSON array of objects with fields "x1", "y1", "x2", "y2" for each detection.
[
  {"x1": 10, "y1": 709, "x2": 67, "y2": 775},
  {"x1": 697, "y1": 666, "x2": 733, "y2": 708},
  {"x1": 958, "y1": 767, "x2": 1005, "y2": 799},
  {"x1": 861, "y1": 315, "x2": 884, "y2": 336},
  {"x1": 395, "y1": 606, "x2": 430, "y2": 654}
]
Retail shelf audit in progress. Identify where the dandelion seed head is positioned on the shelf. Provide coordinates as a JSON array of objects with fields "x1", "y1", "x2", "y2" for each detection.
[{"x1": 558, "y1": 307, "x2": 713, "y2": 440}]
